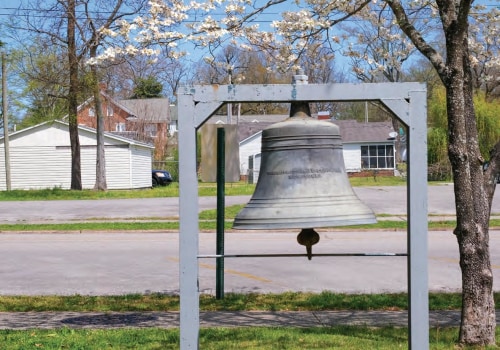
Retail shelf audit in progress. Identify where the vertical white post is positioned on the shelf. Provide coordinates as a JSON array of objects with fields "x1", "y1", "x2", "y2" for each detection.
[
  {"x1": 407, "y1": 89, "x2": 429, "y2": 349},
  {"x1": 178, "y1": 92, "x2": 200, "y2": 349}
]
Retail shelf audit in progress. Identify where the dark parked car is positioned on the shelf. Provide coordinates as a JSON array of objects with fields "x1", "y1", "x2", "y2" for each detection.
[{"x1": 152, "y1": 170, "x2": 173, "y2": 186}]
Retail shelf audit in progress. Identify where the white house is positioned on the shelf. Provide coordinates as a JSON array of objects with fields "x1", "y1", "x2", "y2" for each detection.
[
  {"x1": 239, "y1": 130, "x2": 264, "y2": 179},
  {"x1": 334, "y1": 120, "x2": 397, "y2": 173},
  {"x1": 0, "y1": 120, "x2": 154, "y2": 190},
  {"x1": 239, "y1": 119, "x2": 397, "y2": 181}
]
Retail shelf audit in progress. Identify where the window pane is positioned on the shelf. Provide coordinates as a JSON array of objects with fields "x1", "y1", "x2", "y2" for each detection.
[
  {"x1": 379, "y1": 158, "x2": 386, "y2": 168},
  {"x1": 387, "y1": 157, "x2": 394, "y2": 168},
  {"x1": 378, "y1": 146, "x2": 385, "y2": 156},
  {"x1": 369, "y1": 146, "x2": 377, "y2": 156},
  {"x1": 361, "y1": 146, "x2": 368, "y2": 156},
  {"x1": 116, "y1": 123, "x2": 126, "y2": 132},
  {"x1": 369, "y1": 157, "x2": 377, "y2": 168},
  {"x1": 387, "y1": 145, "x2": 394, "y2": 156}
]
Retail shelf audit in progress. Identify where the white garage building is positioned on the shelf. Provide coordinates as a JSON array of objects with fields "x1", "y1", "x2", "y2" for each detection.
[{"x1": 0, "y1": 120, "x2": 154, "y2": 190}]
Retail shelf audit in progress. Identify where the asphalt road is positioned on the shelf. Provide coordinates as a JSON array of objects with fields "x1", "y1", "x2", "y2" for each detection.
[
  {"x1": 1, "y1": 184, "x2": 499, "y2": 223},
  {"x1": 0, "y1": 185, "x2": 499, "y2": 295},
  {"x1": 3, "y1": 230, "x2": 499, "y2": 295}
]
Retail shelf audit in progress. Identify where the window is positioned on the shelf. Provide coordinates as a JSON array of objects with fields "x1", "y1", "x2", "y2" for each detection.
[
  {"x1": 116, "y1": 123, "x2": 126, "y2": 132},
  {"x1": 361, "y1": 145, "x2": 394, "y2": 169},
  {"x1": 144, "y1": 124, "x2": 157, "y2": 137},
  {"x1": 107, "y1": 105, "x2": 114, "y2": 116},
  {"x1": 88, "y1": 108, "x2": 95, "y2": 117}
]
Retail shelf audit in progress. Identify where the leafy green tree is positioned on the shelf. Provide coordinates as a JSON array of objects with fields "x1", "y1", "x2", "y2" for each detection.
[
  {"x1": 131, "y1": 76, "x2": 163, "y2": 99},
  {"x1": 8, "y1": 46, "x2": 69, "y2": 129},
  {"x1": 428, "y1": 86, "x2": 500, "y2": 181}
]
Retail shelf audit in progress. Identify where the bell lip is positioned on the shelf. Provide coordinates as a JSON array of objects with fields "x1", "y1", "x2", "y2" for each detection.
[{"x1": 232, "y1": 217, "x2": 377, "y2": 230}]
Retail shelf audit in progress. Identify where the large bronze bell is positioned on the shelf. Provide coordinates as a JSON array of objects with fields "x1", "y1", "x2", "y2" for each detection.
[{"x1": 233, "y1": 102, "x2": 376, "y2": 259}]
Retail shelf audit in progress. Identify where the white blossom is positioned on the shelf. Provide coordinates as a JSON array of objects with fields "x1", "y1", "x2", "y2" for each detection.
[{"x1": 88, "y1": 0, "x2": 498, "y2": 84}]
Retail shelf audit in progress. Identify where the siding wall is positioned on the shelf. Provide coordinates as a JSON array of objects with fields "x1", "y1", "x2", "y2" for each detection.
[
  {"x1": 0, "y1": 122, "x2": 153, "y2": 190},
  {"x1": 103, "y1": 146, "x2": 133, "y2": 189},
  {"x1": 0, "y1": 146, "x2": 71, "y2": 190},
  {"x1": 79, "y1": 145, "x2": 136, "y2": 190},
  {"x1": 0, "y1": 145, "x2": 146, "y2": 190},
  {"x1": 239, "y1": 132, "x2": 262, "y2": 176},
  {"x1": 130, "y1": 145, "x2": 153, "y2": 188},
  {"x1": 80, "y1": 146, "x2": 98, "y2": 188},
  {"x1": 343, "y1": 143, "x2": 362, "y2": 172}
]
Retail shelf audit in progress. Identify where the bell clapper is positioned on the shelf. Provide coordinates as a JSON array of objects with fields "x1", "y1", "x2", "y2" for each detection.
[{"x1": 297, "y1": 228, "x2": 320, "y2": 260}]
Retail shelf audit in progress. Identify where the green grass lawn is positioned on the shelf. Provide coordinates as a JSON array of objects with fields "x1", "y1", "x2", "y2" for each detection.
[
  {"x1": 0, "y1": 182, "x2": 258, "y2": 201},
  {"x1": 0, "y1": 206, "x2": 497, "y2": 232},
  {"x1": 1, "y1": 292, "x2": 499, "y2": 349},
  {"x1": 2, "y1": 326, "x2": 495, "y2": 350}
]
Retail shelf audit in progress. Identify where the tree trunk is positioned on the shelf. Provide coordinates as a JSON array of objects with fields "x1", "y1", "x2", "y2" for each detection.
[
  {"x1": 91, "y1": 46, "x2": 107, "y2": 191},
  {"x1": 446, "y1": 36, "x2": 496, "y2": 346},
  {"x1": 67, "y1": 0, "x2": 81, "y2": 190}
]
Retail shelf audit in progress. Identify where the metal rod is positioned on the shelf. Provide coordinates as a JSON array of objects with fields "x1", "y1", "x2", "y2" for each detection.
[
  {"x1": 198, "y1": 253, "x2": 407, "y2": 258},
  {"x1": 215, "y1": 127, "x2": 225, "y2": 300}
]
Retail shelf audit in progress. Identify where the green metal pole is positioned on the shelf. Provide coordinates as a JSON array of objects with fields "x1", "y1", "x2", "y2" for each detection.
[{"x1": 216, "y1": 127, "x2": 225, "y2": 299}]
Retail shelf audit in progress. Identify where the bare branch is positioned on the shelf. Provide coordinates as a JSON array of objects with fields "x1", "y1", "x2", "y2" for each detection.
[{"x1": 387, "y1": 0, "x2": 448, "y2": 80}]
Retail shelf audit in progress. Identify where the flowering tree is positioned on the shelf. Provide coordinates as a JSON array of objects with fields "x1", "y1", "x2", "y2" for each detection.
[
  {"x1": 468, "y1": 6, "x2": 500, "y2": 100},
  {"x1": 96, "y1": 0, "x2": 500, "y2": 345}
]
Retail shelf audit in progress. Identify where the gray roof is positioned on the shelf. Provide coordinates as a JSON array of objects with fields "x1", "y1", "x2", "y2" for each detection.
[
  {"x1": 205, "y1": 114, "x2": 287, "y2": 142},
  {"x1": 238, "y1": 122, "x2": 275, "y2": 142},
  {"x1": 332, "y1": 119, "x2": 395, "y2": 143},
  {"x1": 237, "y1": 118, "x2": 395, "y2": 144},
  {"x1": 118, "y1": 98, "x2": 170, "y2": 122},
  {"x1": 237, "y1": 114, "x2": 288, "y2": 123}
]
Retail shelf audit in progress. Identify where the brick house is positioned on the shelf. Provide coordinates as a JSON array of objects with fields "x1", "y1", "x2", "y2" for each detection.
[{"x1": 73, "y1": 90, "x2": 170, "y2": 160}]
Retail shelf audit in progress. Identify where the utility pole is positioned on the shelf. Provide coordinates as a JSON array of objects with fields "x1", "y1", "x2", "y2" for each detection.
[
  {"x1": 364, "y1": 101, "x2": 368, "y2": 123},
  {"x1": 2, "y1": 50, "x2": 11, "y2": 190},
  {"x1": 226, "y1": 68, "x2": 232, "y2": 124}
]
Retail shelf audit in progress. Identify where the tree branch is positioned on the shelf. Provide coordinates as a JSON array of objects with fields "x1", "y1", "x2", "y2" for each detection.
[
  {"x1": 485, "y1": 141, "x2": 500, "y2": 211},
  {"x1": 386, "y1": 0, "x2": 448, "y2": 80}
]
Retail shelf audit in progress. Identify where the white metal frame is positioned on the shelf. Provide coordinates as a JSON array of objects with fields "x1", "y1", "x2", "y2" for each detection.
[{"x1": 177, "y1": 82, "x2": 428, "y2": 349}]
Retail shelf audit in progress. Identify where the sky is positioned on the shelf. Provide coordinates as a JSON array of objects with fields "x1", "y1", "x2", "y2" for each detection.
[
  {"x1": 1, "y1": 0, "x2": 498, "y2": 41},
  {"x1": 0, "y1": 0, "x2": 497, "y2": 119},
  {"x1": 1, "y1": 0, "x2": 498, "y2": 74}
]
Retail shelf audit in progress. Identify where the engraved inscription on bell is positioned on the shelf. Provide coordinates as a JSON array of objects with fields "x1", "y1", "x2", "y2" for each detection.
[{"x1": 267, "y1": 167, "x2": 335, "y2": 180}]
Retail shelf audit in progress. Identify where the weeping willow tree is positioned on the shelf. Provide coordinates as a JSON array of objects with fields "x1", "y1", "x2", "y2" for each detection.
[{"x1": 428, "y1": 86, "x2": 500, "y2": 181}]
